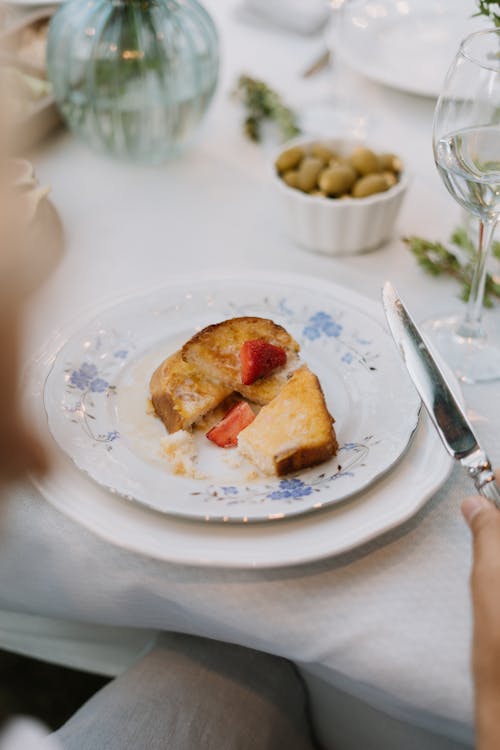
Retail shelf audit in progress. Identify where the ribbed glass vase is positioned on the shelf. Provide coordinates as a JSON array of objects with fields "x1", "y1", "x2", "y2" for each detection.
[{"x1": 47, "y1": 0, "x2": 219, "y2": 163}]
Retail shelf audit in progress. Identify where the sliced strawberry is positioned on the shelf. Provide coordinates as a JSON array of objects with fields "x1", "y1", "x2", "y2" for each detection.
[
  {"x1": 240, "y1": 339, "x2": 287, "y2": 385},
  {"x1": 206, "y1": 401, "x2": 255, "y2": 448}
]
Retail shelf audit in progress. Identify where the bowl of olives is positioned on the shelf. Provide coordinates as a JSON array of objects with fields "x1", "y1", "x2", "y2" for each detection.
[{"x1": 273, "y1": 137, "x2": 408, "y2": 255}]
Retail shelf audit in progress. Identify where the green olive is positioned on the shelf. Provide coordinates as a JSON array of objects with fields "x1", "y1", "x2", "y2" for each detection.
[
  {"x1": 349, "y1": 147, "x2": 380, "y2": 176},
  {"x1": 382, "y1": 170, "x2": 397, "y2": 188},
  {"x1": 352, "y1": 174, "x2": 390, "y2": 198},
  {"x1": 296, "y1": 156, "x2": 323, "y2": 192},
  {"x1": 318, "y1": 165, "x2": 357, "y2": 196},
  {"x1": 329, "y1": 156, "x2": 350, "y2": 168},
  {"x1": 311, "y1": 143, "x2": 338, "y2": 164},
  {"x1": 282, "y1": 170, "x2": 300, "y2": 189},
  {"x1": 275, "y1": 146, "x2": 304, "y2": 174},
  {"x1": 378, "y1": 153, "x2": 403, "y2": 173}
]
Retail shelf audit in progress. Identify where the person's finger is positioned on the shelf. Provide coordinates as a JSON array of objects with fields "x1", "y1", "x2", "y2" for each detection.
[
  {"x1": 461, "y1": 470, "x2": 500, "y2": 527},
  {"x1": 462, "y1": 490, "x2": 500, "y2": 576},
  {"x1": 461, "y1": 495, "x2": 495, "y2": 526}
]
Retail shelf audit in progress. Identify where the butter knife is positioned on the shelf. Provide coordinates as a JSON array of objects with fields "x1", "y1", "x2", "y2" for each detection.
[{"x1": 382, "y1": 281, "x2": 500, "y2": 506}]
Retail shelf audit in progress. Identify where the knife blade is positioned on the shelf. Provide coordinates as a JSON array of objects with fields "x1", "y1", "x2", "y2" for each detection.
[{"x1": 382, "y1": 281, "x2": 500, "y2": 506}]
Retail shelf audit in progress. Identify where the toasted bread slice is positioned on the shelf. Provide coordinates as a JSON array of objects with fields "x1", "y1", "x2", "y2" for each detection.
[
  {"x1": 237, "y1": 366, "x2": 338, "y2": 476},
  {"x1": 150, "y1": 351, "x2": 232, "y2": 433},
  {"x1": 181, "y1": 317, "x2": 300, "y2": 405}
]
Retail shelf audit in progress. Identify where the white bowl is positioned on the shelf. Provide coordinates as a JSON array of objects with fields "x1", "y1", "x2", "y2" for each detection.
[{"x1": 272, "y1": 136, "x2": 409, "y2": 256}]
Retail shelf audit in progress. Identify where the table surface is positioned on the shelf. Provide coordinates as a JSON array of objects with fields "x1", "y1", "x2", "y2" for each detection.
[{"x1": 2, "y1": 1, "x2": 500, "y2": 746}]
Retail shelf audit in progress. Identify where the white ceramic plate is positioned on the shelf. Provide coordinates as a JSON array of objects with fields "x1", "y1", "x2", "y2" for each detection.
[
  {"x1": 27, "y1": 364, "x2": 452, "y2": 569},
  {"x1": 42, "y1": 275, "x2": 420, "y2": 523},
  {"x1": 336, "y1": 0, "x2": 486, "y2": 99}
]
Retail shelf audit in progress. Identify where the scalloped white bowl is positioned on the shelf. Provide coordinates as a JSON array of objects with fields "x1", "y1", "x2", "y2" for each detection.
[{"x1": 272, "y1": 136, "x2": 409, "y2": 256}]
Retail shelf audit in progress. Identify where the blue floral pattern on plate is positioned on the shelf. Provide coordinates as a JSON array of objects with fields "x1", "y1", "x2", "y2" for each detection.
[
  {"x1": 46, "y1": 281, "x2": 420, "y2": 523},
  {"x1": 267, "y1": 479, "x2": 314, "y2": 500},
  {"x1": 192, "y1": 440, "x2": 373, "y2": 508},
  {"x1": 303, "y1": 311, "x2": 343, "y2": 341},
  {"x1": 62, "y1": 339, "x2": 128, "y2": 449},
  {"x1": 59, "y1": 297, "x2": 378, "y2": 491}
]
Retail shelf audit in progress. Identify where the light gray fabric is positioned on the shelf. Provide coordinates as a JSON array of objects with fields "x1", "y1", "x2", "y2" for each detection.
[
  {"x1": 0, "y1": 720, "x2": 61, "y2": 750},
  {"x1": 54, "y1": 633, "x2": 317, "y2": 750},
  {"x1": 302, "y1": 669, "x2": 472, "y2": 750}
]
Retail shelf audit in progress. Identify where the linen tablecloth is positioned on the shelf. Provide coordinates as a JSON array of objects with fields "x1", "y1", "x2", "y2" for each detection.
[{"x1": 1, "y1": 2, "x2": 499, "y2": 747}]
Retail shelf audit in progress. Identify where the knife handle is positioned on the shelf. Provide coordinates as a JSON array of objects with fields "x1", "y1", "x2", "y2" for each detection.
[
  {"x1": 470, "y1": 460, "x2": 500, "y2": 508},
  {"x1": 478, "y1": 475, "x2": 500, "y2": 507}
]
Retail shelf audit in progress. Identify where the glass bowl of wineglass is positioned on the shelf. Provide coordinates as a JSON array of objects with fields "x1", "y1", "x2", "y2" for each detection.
[{"x1": 426, "y1": 28, "x2": 500, "y2": 384}]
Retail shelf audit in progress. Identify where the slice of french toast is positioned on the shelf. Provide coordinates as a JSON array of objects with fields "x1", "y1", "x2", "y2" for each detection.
[
  {"x1": 181, "y1": 316, "x2": 300, "y2": 405},
  {"x1": 150, "y1": 351, "x2": 232, "y2": 433},
  {"x1": 237, "y1": 366, "x2": 338, "y2": 476}
]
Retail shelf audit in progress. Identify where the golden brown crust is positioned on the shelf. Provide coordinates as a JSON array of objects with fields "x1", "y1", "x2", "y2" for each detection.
[
  {"x1": 275, "y1": 443, "x2": 338, "y2": 476},
  {"x1": 151, "y1": 389, "x2": 183, "y2": 433},
  {"x1": 150, "y1": 357, "x2": 183, "y2": 432},
  {"x1": 275, "y1": 369, "x2": 338, "y2": 474},
  {"x1": 181, "y1": 316, "x2": 300, "y2": 404},
  {"x1": 150, "y1": 351, "x2": 231, "y2": 433},
  {"x1": 184, "y1": 316, "x2": 298, "y2": 352},
  {"x1": 150, "y1": 321, "x2": 337, "y2": 480},
  {"x1": 237, "y1": 366, "x2": 338, "y2": 475}
]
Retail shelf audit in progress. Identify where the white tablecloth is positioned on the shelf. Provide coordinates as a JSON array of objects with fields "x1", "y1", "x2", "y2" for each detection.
[{"x1": 1, "y1": 2, "x2": 499, "y2": 748}]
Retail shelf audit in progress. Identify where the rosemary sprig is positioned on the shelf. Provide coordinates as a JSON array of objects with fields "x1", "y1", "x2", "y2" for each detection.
[
  {"x1": 404, "y1": 228, "x2": 500, "y2": 308},
  {"x1": 451, "y1": 225, "x2": 500, "y2": 264},
  {"x1": 233, "y1": 75, "x2": 301, "y2": 143},
  {"x1": 474, "y1": 0, "x2": 500, "y2": 27}
]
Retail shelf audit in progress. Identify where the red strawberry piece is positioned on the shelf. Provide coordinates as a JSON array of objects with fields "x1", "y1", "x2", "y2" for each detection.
[
  {"x1": 240, "y1": 339, "x2": 287, "y2": 386},
  {"x1": 206, "y1": 401, "x2": 255, "y2": 448}
]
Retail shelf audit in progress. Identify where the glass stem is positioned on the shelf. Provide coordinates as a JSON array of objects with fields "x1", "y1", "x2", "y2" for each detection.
[{"x1": 457, "y1": 218, "x2": 497, "y2": 339}]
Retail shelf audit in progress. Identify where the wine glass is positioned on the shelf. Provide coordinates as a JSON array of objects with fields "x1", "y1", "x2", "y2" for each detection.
[{"x1": 425, "y1": 28, "x2": 500, "y2": 384}]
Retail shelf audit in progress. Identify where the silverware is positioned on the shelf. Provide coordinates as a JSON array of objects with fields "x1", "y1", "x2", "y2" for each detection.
[{"x1": 382, "y1": 281, "x2": 500, "y2": 506}]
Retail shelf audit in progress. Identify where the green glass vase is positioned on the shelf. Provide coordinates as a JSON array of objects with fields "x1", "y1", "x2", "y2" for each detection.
[{"x1": 47, "y1": 0, "x2": 219, "y2": 163}]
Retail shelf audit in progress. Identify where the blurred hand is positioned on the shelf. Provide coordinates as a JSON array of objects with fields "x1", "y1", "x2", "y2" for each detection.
[
  {"x1": 0, "y1": 62, "x2": 66, "y2": 486},
  {"x1": 0, "y1": 170, "x2": 51, "y2": 484},
  {"x1": 462, "y1": 472, "x2": 500, "y2": 750},
  {"x1": 0, "y1": 306, "x2": 47, "y2": 481}
]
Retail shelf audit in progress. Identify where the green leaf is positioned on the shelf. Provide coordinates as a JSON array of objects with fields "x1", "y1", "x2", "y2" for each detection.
[
  {"x1": 450, "y1": 226, "x2": 476, "y2": 257},
  {"x1": 234, "y1": 75, "x2": 301, "y2": 143},
  {"x1": 403, "y1": 225, "x2": 500, "y2": 307},
  {"x1": 475, "y1": 0, "x2": 500, "y2": 26}
]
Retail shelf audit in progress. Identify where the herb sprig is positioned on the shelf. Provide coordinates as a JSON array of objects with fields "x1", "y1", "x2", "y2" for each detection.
[
  {"x1": 404, "y1": 228, "x2": 500, "y2": 307},
  {"x1": 475, "y1": 0, "x2": 500, "y2": 27},
  {"x1": 233, "y1": 75, "x2": 301, "y2": 143}
]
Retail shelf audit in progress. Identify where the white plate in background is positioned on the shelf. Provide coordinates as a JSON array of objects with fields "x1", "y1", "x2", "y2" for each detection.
[{"x1": 335, "y1": 0, "x2": 486, "y2": 98}]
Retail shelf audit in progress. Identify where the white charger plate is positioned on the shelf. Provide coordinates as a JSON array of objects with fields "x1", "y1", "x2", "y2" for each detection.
[
  {"x1": 42, "y1": 275, "x2": 420, "y2": 523},
  {"x1": 28, "y1": 381, "x2": 452, "y2": 569},
  {"x1": 336, "y1": 0, "x2": 486, "y2": 99},
  {"x1": 25, "y1": 273, "x2": 452, "y2": 568}
]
